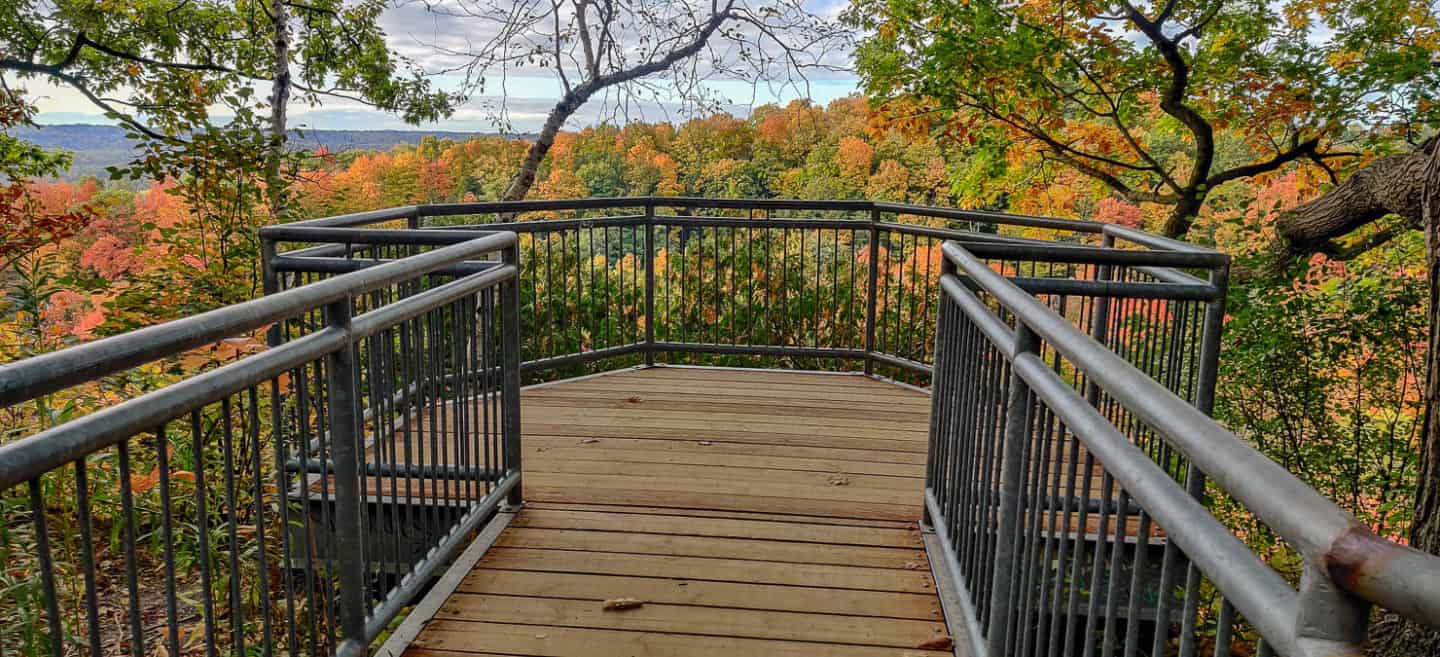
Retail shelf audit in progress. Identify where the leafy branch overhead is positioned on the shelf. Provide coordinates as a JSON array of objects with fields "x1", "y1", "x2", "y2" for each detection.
[
  {"x1": 850, "y1": 0, "x2": 1440, "y2": 237},
  {"x1": 0, "y1": 0, "x2": 456, "y2": 170},
  {"x1": 404, "y1": 0, "x2": 852, "y2": 201}
]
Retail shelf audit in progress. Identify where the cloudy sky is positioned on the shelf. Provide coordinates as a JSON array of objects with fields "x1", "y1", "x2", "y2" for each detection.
[{"x1": 22, "y1": 0, "x2": 860, "y2": 133}]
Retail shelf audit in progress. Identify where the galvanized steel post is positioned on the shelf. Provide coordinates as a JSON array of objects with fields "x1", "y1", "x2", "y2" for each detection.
[
  {"x1": 324, "y1": 297, "x2": 368, "y2": 645},
  {"x1": 986, "y1": 321, "x2": 1039, "y2": 657},
  {"x1": 502, "y1": 240, "x2": 524, "y2": 508}
]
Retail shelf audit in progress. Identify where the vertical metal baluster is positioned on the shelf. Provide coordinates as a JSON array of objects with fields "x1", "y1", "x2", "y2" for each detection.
[
  {"x1": 439, "y1": 300, "x2": 455, "y2": 527},
  {"x1": 1213, "y1": 598, "x2": 1235, "y2": 657},
  {"x1": 1081, "y1": 469, "x2": 1117, "y2": 657},
  {"x1": 864, "y1": 213, "x2": 880, "y2": 375},
  {"x1": 648, "y1": 204, "x2": 659, "y2": 364},
  {"x1": 730, "y1": 225, "x2": 738, "y2": 347},
  {"x1": 248, "y1": 386, "x2": 276, "y2": 657},
  {"x1": 220, "y1": 397, "x2": 247, "y2": 656},
  {"x1": 1122, "y1": 510, "x2": 1153, "y2": 657},
  {"x1": 811, "y1": 226, "x2": 820, "y2": 353},
  {"x1": 780, "y1": 225, "x2": 790, "y2": 346},
  {"x1": 155, "y1": 426, "x2": 182, "y2": 657},
  {"x1": 830, "y1": 227, "x2": 840, "y2": 355},
  {"x1": 117, "y1": 441, "x2": 146, "y2": 655},
  {"x1": 271, "y1": 374, "x2": 300, "y2": 655},
  {"x1": 190, "y1": 410, "x2": 219, "y2": 657},
  {"x1": 28, "y1": 479, "x2": 62, "y2": 657},
  {"x1": 1099, "y1": 490, "x2": 1130, "y2": 657},
  {"x1": 72, "y1": 459, "x2": 103, "y2": 654},
  {"x1": 1062, "y1": 452, "x2": 1096, "y2": 657},
  {"x1": 713, "y1": 223, "x2": 722, "y2": 347}
]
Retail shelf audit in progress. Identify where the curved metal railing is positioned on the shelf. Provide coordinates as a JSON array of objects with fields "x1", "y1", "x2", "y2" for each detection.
[
  {"x1": 259, "y1": 197, "x2": 1227, "y2": 389},
  {"x1": 10, "y1": 196, "x2": 1434, "y2": 657}
]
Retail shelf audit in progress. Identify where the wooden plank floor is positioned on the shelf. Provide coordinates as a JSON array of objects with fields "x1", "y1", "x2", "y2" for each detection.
[{"x1": 402, "y1": 367, "x2": 957, "y2": 657}]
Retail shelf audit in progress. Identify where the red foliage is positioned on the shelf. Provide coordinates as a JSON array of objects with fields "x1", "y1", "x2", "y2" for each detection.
[
  {"x1": 1095, "y1": 197, "x2": 1143, "y2": 228},
  {"x1": 0, "y1": 183, "x2": 95, "y2": 266}
]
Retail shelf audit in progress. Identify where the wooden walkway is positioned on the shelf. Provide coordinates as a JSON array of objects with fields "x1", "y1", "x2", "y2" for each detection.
[{"x1": 397, "y1": 367, "x2": 957, "y2": 657}]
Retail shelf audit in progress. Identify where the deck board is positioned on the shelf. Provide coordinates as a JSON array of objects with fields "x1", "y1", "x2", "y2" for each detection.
[{"x1": 401, "y1": 367, "x2": 955, "y2": 656}]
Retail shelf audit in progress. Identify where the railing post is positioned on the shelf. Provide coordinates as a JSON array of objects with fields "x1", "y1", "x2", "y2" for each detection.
[
  {"x1": 644, "y1": 200, "x2": 656, "y2": 366},
  {"x1": 1194, "y1": 259, "x2": 1229, "y2": 416},
  {"x1": 323, "y1": 297, "x2": 369, "y2": 651},
  {"x1": 864, "y1": 208, "x2": 881, "y2": 375},
  {"x1": 261, "y1": 236, "x2": 280, "y2": 348},
  {"x1": 921, "y1": 250, "x2": 958, "y2": 532},
  {"x1": 1085, "y1": 234, "x2": 1115, "y2": 404},
  {"x1": 986, "y1": 322, "x2": 1039, "y2": 657},
  {"x1": 502, "y1": 241, "x2": 524, "y2": 508},
  {"x1": 1294, "y1": 561, "x2": 1369, "y2": 656}
]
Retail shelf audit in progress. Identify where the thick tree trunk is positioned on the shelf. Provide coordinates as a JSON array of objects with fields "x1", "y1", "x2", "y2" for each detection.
[
  {"x1": 1276, "y1": 139, "x2": 1440, "y2": 657},
  {"x1": 1276, "y1": 141, "x2": 1434, "y2": 251},
  {"x1": 1383, "y1": 139, "x2": 1440, "y2": 657},
  {"x1": 1418, "y1": 152, "x2": 1440, "y2": 564},
  {"x1": 500, "y1": 86, "x2": 593, "y2": 202}
]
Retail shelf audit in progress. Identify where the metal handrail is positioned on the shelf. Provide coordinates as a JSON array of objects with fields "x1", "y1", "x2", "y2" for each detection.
[
  {"x1": 936, "y1": 238, "x2": 1440, "y2": 656},
  {"x1": 262, "y1": 197, "x2": 1227, "y2": 385},
  {"x1": 0, "y1": 229, "x2": 523, "y2": 657},
  {"x1": 0, "y1": 231, "x2": 517, "y2": 406}
]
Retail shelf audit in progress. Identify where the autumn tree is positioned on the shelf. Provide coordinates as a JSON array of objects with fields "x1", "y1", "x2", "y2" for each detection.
[
  {"x1": 2, "y1": 0, "x2": 456, "y2": 308},
  {"x1": 410, "y1": 0, "x2": 849, "y2": 201},
  {"x1": 850, "y1": 0, "x2": 1439, "y2": 237}
]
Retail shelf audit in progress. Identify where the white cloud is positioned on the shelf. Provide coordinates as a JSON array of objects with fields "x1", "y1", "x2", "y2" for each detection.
[{"x1": 14, "y1": 0, "x2": 859, "y2": 132}]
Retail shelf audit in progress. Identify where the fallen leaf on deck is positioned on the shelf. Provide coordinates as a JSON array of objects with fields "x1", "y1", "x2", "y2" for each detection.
[
  {"x1": 602, "y1": 598, "x2": 645, "y2": 611},
  {"x1": 917, "y1": 635, "x2": 953, "y2": 650},
  {"x1": 627, "y1": 395, "x2": 644, "y2": 403}
]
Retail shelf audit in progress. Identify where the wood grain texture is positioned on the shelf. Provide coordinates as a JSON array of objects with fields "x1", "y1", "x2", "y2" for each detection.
[{"x1": 401, "y1": 369, "x2": 955, "y2": 657}]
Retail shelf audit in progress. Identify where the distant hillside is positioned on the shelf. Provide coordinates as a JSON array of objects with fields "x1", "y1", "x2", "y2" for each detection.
[{"x1": 13, "y1": 124, "x2": 528, "y2": 179}]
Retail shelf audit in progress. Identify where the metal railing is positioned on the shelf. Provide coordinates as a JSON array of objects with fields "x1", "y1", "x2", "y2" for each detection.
[
  {"x1": 259, "y1": 197, "x2": 1221, "y2": 388},
  {"x1": 0, "y1": 232, "x2": 522, "y2": 656},
  {"x1": 6, "y1": 196, "x2": 1438, "y2": 657},
  {"x1": 929, "y1": 238, "x2": 1440, "y2": 657}
]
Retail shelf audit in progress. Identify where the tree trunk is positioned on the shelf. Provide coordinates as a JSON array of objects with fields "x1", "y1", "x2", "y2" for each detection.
[
  {"x1": 1276, "y1": 142, "x2": 1434, "y2": 252},
  {"x1": 1162, "y1": 193, "x2": 1206, "y2": 238},
  {"x1": 1395, "y1": 150, "x2": 1440, "y2": 655},
  {"x1": 266, "y1": 0, "x2": 291, "y2": 223},
  {"x1": 500, "y1": 86, "x2": 592, "y2": 202},
  {"x1": 1275, "y1": 138, "x2": 1440, "y2": 657}
]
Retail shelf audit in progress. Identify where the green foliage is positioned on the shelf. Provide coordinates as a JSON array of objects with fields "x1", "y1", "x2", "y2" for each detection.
[
  {"x1": 1218, "y1": 234, "x2": 1427, "y2": 539},
  {"x1": 849, "y1": 0, "x2": 1440, "y2": 229}
]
